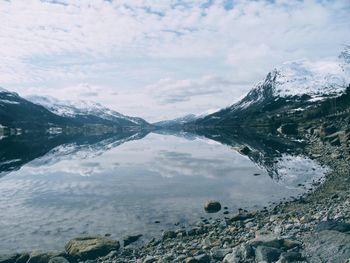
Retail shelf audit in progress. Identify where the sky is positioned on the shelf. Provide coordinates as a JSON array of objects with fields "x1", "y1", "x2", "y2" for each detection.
[{"x1": 0, "y1": 0, "x2": 349, "y2": 122}]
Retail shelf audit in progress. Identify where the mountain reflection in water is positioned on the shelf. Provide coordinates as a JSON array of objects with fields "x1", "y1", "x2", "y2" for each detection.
[{"x1": 0, "y1": 129, "x2": 328, "y2": 253}]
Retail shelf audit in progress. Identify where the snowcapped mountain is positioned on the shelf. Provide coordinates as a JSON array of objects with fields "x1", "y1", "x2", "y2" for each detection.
[
  {"x1": 26, "y1": 95, "x2": 150, "y2": 127},
  {"x1": 0, "y1": 87, "x2": 70, "y2": 129},
  {"x1": 195, "y1": 48, "x2": 350, "y2": 127}
]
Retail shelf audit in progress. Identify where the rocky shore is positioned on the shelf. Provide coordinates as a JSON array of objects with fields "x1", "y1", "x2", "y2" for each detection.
[{"x1": 1, "y1": 116, "x2": 350, "y2": 263}]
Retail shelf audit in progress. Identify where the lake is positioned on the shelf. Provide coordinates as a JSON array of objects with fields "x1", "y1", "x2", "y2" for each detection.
[{"x1": 0, "y1": 130, "x2": 328, "y2": 253}]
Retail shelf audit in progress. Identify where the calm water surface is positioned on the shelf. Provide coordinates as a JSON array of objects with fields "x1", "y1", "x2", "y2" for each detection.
[{"x1": 0, "y1": 131, "x2": 327, "y2": 253}]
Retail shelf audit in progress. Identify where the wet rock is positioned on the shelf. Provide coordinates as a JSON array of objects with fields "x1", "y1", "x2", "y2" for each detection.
[
  {"x1": 123, "y1": 234, "x2": 142, "y2": 246},
  {"x1": 188, "y1": 256, "x2": 210, "y2": 263},
  {"x1": 65, "y1": 236, "x2": 120, "y2": 260},
  {"x1": 238, "y1": 146, "x2": 252, "y2": 155},
  {"x1": 188, "y1": 227, "x2": 200, "y2": 236},
  {"x1": 204, "y1": 200, "x2": 221, "y2": 213},
  {"x1": 223, "y1": 244, "x2": 253, "y2": 263},
  {"x1": 15, "y1": 253, "x2": 30, "y2": 263},
  {"x1": 143, "y1": 255, "x2": 156, "y2": 263},
  {"x1": 280, "y1": 123, "x2": 298, "y2": 135},
  {"x1": 230, "y1": 212, "x2": 255, "y2": 222},
  {"x1": 185, "y1": 257, "x2": 197, "y2": 263},
  {"x1": 162, "y1": 230, "x2": 176, "y2": 240},
  {"x1": 0, "y1": 254, "x2": 20, "y2": 263},
  {"x1": 211, "y1": 248, "x2": 232, "y2": 260},
  {"x1": 315, "y1": 220, "x2": 350, "y2": 233},
  {"x1": 324, "y1": 125, "x2": 337, "y2": 135},
  {"x1": 250, "y1": 234, "x2": 284, "y2": 249},
  {"x1": 27, "y1": 252, "x2": 54, "y2": 263},
  {"x1": 282, "y1": 239, "x2": 302, "y2": 249},
  {"x1": 48, "y1": 257, "x2": 70, "y2": 263},
  {"x1": 255, "y1": 246, "x2": 282, "y2": 263},
  {"x1": 304, "y1": 230, "x2": 350, "y2": 263},
  {"x1": 279, "y1": 251, "x2": 303, "y2": 262}
]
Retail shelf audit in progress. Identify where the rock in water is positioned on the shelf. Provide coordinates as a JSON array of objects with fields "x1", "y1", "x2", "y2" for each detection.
[
  {"x1": 204, "y1": 200, "x2": 221, "y2": 213},
  {"x1": 65, "y1": 236, "x2": 120, "y2": 260}
]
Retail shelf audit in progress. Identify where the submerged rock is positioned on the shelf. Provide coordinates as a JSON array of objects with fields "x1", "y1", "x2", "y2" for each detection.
[
  {"x1": 65, "y1": 236, "x2": 120, "y2": 260},
  {"x1": 204, "y1": 200, "x2": 222, "y2": 213}
]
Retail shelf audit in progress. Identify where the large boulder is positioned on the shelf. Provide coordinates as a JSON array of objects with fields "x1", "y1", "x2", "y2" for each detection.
[
  {"x1": 65, "y1": 236, "x2": 120, "y2": 260},
  {"x1": 304, "y1": 230, "x2": 350, "y2": 263}
]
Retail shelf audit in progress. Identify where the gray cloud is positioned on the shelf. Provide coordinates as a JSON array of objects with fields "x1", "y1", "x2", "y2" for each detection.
[{"x1": 150, "y1": 76, "x2": 240, "y2": 104}]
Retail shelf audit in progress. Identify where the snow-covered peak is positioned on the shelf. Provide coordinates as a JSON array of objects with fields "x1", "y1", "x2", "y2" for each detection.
[
  {"x1": 26, "y1": 95, "x2": 146, "y2": 126},
  {"x1": 268, "y1": 58, "x2": 349, "y2": 99}
]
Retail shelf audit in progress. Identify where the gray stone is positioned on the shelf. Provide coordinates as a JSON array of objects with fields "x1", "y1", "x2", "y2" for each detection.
[
  {"x1": 211, "y1": 248, "x2": 232, "y2": 260},
  {"x1": 194, "y1": 254, "x2": 210, "y2": 263},
  {"x1": 65, "y1": 236, "x2": 120, "y2": 260},
  {"x1": 280, "y1": 252, "x2": 303, "y2": 262},
  {"x1": 204, "y1": 200, "x2": 221, "y2": 213},
  {"x1": 27, "y1": 252, "x2": 54, "y2": 263},
  {"x1": 48, "y1": 257, "x2": 70, "y2": 263},
  {"x1": 230, "y1": 212, "x2": 254, "y2": 222},
  {"x1": 315, "y1": 220, "x2": 350, "y2": 233},
  {"x1": 162, "y1": 231, "x2": 176, "y2": 240},
  {"x1": 143, "y1": 255, "x2": 156, "y2": 263},
  {"x1": 255, "y1": 246, "x2": 282, "y2": 263},
  {"x1": 123, "y1": 234, "x2": 142, "y2": 246},
  {"x1": 223, "y1": 245, "x2": 248, "y2": 263},
  {"x1": 15, "y1": 253, "x2": 30, "y2": 263},
  {"x1": 185, "y1": 257, "x2": 197, "y2": 263},
  {"x1": 304, "y1": 230, "x2": 350, "y2": 263},
  {"x1": 282, "y1": 239, "x2": 301, "y2": 250},
  {"x1": 250, "y1": 234, "x2": 284, "y2": 249},
  {"x1": 239, "y1": 146, "x2": 252, "y2": 155}
]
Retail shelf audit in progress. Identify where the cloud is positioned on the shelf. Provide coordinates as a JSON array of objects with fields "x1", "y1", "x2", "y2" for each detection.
[
  {"x1": 149, "y1": 76, "x2": 236, "y2": 104},
  {"x1": 0, "y1": 0, "x2": 349, "y2": 120}
]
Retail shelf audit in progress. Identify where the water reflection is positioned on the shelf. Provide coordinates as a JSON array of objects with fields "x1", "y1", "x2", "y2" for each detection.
[{"x1": 0, "y1": 129, "x2": 328, "y2": 253}]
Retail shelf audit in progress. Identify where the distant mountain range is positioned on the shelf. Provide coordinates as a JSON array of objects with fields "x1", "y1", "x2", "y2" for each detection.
[
  {"x1": 0, "y1": 89, "x2": 150, "y2": 131},
  {"x1": 27, "y1": 95, "x2": 149, "y2": 128}
]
